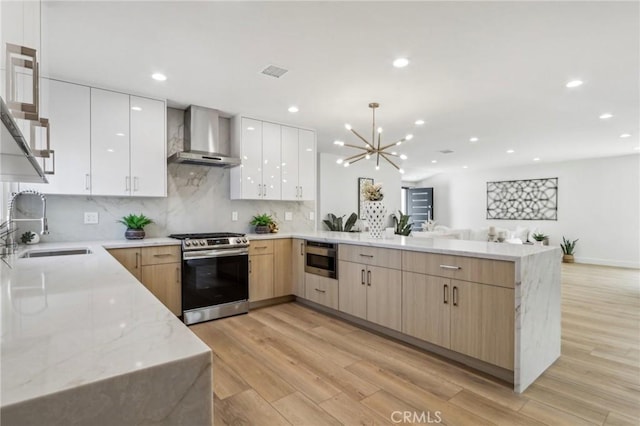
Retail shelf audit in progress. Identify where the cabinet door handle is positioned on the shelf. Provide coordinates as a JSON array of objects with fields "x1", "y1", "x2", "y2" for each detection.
[
  {"x1": 249, "y1": 259, "x2": 252, "y2": 273},
  {"x1": 133, "y1": 176, "x2": 139, "y2": 192},
  {"x1": 263, "y1": 184, "x2": 267, "y2": 197},
  {"x1": 367, "y1": 270, "x2": 371, "y2": 286},
  {"x1": 176, "y1": 267, "x2": 180, "y2": 283},
  {"x1": 85, "y1": 174, "x2": 91, "y2": 190},
  {"x1": 299, "y1": 186, "x2": 303, "y2": 198},
  {"x1": 135, "y1": 252, "x2": 139, "y2": 269},
  {"x1": 452, "y1": 286, "x2": 458, "y2": 306},
  {"x1": 359, "y1": 254, "x2": 374, "y2": 258},
  {"x1": 439, "y1": 264, "x2": 461, "y2": 270},
  {"x1": 300, "y1": 242, "x2": 304, "y2": 256},
  {"x1": 314, "y1": 288, "x2": 326, "y2": 293},
  {"x1": 361, "y1": 269, "x2": 365, "y2": 285},
  {"x1": 125, "y1": 176, "x2": 131, "y2": 191},
  {"x1": 443, "y1": 284, "x2": 449, "y2": 304}
]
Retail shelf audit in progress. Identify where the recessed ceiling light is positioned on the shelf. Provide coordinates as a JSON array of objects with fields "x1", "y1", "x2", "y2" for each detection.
[
  {"x1": 393, "y1": 58, "x2": 409, "y2": 68},
  {"x1": 462, "y1": 165, "x2": 468, "y2": 169},
  {"x1": 469, "y1": 137, "x2": 479, "y2": 142},
  {"x1": 288, "y1": 106, "x2": 299, "y2": 113},
  {"x1": 506, "y1": 149, "x2": 515, "y2": 154},
  {"x1": 131, "y1": 106, "x2": 142, "y2": 111},
  {"x1": 415, "y1": 119, "x2": 425, "y2": 126},
  {"x1": 565, "y1": 80, "x2": 583, "y2": 88},
  {"x1": 533, "y1": 157, "x2": 541, "y2": 161},
  {"x1": 431, "y1": 160, "x2": 437, "y2": 164},
  {"x1": 151, "y1": 73, "x2": 167, "y2": 81},
  {"x1": 116, "y1": 132, "x2": 125, "y2": 137},
  {"x1": 247, "y1": 127, "x2": 255, "y2": 131},
  {"x1": 107, "y1": 148, "x2": 114, "y2": 153},
  {"x1": 599, "y1": 113, "x2": 613, "y2": 119},
  {"x1": 620, "y1": 133, "x2": 631, "y2": 138}
]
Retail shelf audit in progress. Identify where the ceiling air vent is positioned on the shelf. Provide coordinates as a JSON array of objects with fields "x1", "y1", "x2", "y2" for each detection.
[
  {"x1": 261, "y1": 65, "x2": 288, "y2": 78},
  {"x1": 439, "y1": 149, "x2": 455, "y2": 154}
]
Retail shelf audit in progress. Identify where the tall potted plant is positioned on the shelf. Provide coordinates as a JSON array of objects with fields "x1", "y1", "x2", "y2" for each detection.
[
  {"x1": 560, "y1": 237, "x2": 578, "y2": 263},
  {"x1": 118, "y1": 214, "x2": 153, "y2": 240}
]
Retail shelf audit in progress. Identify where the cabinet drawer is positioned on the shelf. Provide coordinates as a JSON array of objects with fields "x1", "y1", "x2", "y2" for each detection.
[
  {"x1": 141, "y1": 245, "x2": 181, "y2": 265},
  {"x1": 338, "y1": 244, "x2": 402, "y2": 269},
  {"x1": 305, "y1": 273, "x2": 338, "y2": 309},
  {"x1": 249, "y1": 240, "x2": 274, "y2": 255},
  {"x1": 402, "y1": 251, "x2": 515, "y2": 289}
]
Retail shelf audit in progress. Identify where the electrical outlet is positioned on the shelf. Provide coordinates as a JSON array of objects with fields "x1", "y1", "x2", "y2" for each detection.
[
  {"x1": 284, "y1": 212, "x2": 293, "y2": 221},
  {"x1": 309, "y1": 211, "x2": 315, "y2": 221},
  {"x1": 231, "y1": 211, "x2": 238, "y2": 221},
  {"x1": 84, "y1": 212, "x2": 99, "y2": 224}
]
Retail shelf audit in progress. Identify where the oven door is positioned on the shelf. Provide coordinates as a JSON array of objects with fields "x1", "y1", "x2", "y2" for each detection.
[
  {"x1": 182, "y1": 252, "x2": 249, "y2": 312},
  {"x1": 305, "y1": 247, "x2": 337, "y2": 279}
]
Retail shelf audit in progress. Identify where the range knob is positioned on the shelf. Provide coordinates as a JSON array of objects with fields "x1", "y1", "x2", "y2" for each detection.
[
  {"x1": 185, "y1": 241, "x2": 191, "y2": 247},
  {"x1": 242, "y1": 238, "x2": 248, "y2": 243},
  {"x1": 199, "y1": 240, "x2": 206, "y2": 246},
  {"x1": 235, "y1": 238, "x2": 241, "y2": 243}
]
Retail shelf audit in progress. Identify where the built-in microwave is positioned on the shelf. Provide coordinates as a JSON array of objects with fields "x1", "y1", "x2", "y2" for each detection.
[{"x1": 305, "y1": 241, "x2": 337, "y2": 279}]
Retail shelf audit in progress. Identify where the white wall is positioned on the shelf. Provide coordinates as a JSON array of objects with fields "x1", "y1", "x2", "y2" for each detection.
[
  {"x1": 319, "y1": 153, "x2": 402, "y2": 230},
  {"x1": 418, "y1": 154, "x2": 640, "y2": 268}
]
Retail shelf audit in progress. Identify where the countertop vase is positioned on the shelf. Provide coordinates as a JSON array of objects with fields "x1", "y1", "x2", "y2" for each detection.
[
  {"x1": 364, "y1": 201, "x2": 386, "y2": 239},
  {"x1": 125, "y1": 228, "x2": 146, "y2": 240}
]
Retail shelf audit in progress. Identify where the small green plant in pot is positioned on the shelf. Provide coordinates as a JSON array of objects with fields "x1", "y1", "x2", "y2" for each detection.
[
  {"x1": 118, "y1": 214, "x2": 153, "y2": 240},
  {"x1": 250, "y1": 213, "x2": 274, "y2": 234},
  {"x1": 532, "y1": 232, "x2": 549, "y2": 246},
  {"x1": 323, "y1": 213, "x2": 358, "y2": 232},
  {"x1": 392, "y1": 211, "x2": 412, "y2": 236},
  {"x1": 560, "y1": 237, "x2": 578, "y2": 263}
]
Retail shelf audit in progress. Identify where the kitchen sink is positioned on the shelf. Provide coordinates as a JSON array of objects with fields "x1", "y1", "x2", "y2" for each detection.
[{"x1": 19, "y1": 248, "x2": 93, "y2": 258}]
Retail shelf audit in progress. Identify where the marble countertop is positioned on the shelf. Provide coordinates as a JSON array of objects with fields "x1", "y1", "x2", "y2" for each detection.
[
  {"x1": 0, "y1": 238, "x2": 210, "y2": 408},
  {"x1": 247, "y1": 231, "x2": 560, "y2": 261}
]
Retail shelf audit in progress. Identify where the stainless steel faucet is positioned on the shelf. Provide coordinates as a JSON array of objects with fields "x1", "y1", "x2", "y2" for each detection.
[{"x1": 5, "y1": 190, "x2": 49, "y2": 254}]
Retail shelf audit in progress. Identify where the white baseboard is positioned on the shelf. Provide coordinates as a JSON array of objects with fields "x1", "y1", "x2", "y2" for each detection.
[{"x1": 574, "y1": 256, "x2": 640, "y2": 269}]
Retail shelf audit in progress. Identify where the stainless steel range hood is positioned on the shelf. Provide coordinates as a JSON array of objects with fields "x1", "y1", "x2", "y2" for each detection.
[{"x1": 168, "y1": 105, "x2": 241, "y2": 167}]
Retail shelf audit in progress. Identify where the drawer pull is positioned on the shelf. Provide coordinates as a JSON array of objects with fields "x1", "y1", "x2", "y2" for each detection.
[
  {"x1": 314, "y1": 288, "x2": 326, "y2": 293},
  {"x1": 254, "y1": 246, "x2": 268, "y2": 249},
  {"x1": 439, "y1": 264, "x2": 461, "y2": 270},
  {"x1": 359, "y1": 254, "x2": 374, "y2": 258},
  {"x1": 153, "y1": 253, "x2": 174, "y2": 257},
  {"x1": 443, "y1": 284, "x2": 449, "y2": 304}
]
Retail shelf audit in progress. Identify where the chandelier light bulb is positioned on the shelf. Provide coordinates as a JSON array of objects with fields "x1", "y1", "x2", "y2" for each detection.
[
  {"x1": 365, "y1": 154, "x2": 371, "y2": 160},
  {"x1": 336, "y1": 159, "x2": 343, "y2": 164},
  {"x1": 396, "y1": 141, "x2": 402, "y2": 146},
  {"x1": 345, "y1": 124, "x2": 352, "y2": 130},
  {"x1": 375, "y1": 165, "x2": 380, "y2": 171},
  {"x1": 405, "y1": 134, "x2": 414, "y2": 141},
  {"x1": 334, "y1": 140, "x2": 344, "y2": 146},
  {"x1": 400, "y1": 154, "x2": 408, "y2": 160},
  {"x1": 377, "y1": 127, "x2": 383, "y2": 133},
  {"x1": 343, "y1": 162, "x2": 350, "y2": 167},
  {"x1": 399, "y1": 169, "x2": 405, "y2": 174}
]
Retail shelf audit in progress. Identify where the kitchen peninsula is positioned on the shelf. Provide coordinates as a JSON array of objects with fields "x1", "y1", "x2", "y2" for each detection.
[
  {"x1": 251, "y1": 231, "x2": 562, "y2": 393},
  {"x1": 0, "y1": 239, "x2": 212, "y2": 426}
]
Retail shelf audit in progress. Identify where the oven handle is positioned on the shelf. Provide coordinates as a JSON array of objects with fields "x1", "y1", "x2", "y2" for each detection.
[
  {"x1": 183, "y1": 249, "x2": 249, "y2": 260},
  {"x1": 305, "y1": 246, "x2": 336, "y2": 257}
]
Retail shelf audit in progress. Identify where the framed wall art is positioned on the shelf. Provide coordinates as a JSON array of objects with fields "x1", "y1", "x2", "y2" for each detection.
[{"x1": 486, "y1": 177, "x2": 558, "y2": 220}]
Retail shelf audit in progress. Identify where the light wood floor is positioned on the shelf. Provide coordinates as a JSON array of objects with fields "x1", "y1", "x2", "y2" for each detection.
[{"x1": 190, "y1": 263, "x2": 640, "y2": 425}]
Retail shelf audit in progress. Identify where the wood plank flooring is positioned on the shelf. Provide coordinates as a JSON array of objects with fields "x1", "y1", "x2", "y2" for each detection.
[{"x1": 190, "y1": 263, "x2": 640, "y2": 425}]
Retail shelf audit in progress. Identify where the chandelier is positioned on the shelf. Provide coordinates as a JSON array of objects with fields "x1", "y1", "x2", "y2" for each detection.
[{"x1": 334, "y1": 102, "x2": 412, "y2": 174}]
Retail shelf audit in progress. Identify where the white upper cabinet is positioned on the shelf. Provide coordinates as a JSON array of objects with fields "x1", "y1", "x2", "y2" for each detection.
[
  {"x1": 261, "y1": 121, "x2": 281, "y2": 200},
  {"x1": 20, "y1": 79, "x2": 91, "y2": 194},
  {"x1": 130, "y1": 96, "x2": 166, "y2": 197},
  {"x1": 281, "y1": 126, "x2": 300, "y2": 201},
  {"x1": 231, "y1": 115, "x2": 316, "y2": 201},
  {"x1": 91, "y1": 88, "x2": 131, "y2": 196}
]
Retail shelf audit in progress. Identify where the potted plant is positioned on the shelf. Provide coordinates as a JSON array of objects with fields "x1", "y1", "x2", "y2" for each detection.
[
  {"x1": 20, "y1": 231, "x2": 39, "y2": 245},
  {"x1": 532, "y1": 232, "x2": 548, "y2": 246},
  {"x1": 118, "y1": 213, "x2": 153, "y2": 240},
  {"x1": 392, "y1": 211, "x2": 412, "y2": 236},
  {"x1": 560, "y1": 237, "x2": 578, "y2": 263},
  {"x1": 323, "y1": 213, "x2": 358, "y2": 232},
  {"x1": 250, "y1": 213, "x2": 274, "y2": 234}
]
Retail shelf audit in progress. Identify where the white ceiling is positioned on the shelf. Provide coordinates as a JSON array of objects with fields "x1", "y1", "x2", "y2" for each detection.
[{"x1": 42, "y1": 1, "x2": 639, "y2": 181}]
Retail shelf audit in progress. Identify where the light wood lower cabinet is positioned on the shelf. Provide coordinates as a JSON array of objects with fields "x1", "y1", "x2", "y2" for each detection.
[
  {"x1": 249, "y1": 252, "x2": 274, "y2": 302},
  {"x1": 402, "y1": 271, "x2": 514, "y2": 370},
  {"x1": 108, "y1": 245, "x2": 182, "y2": 316},
  {"x1": 141, "y1": 263, "x2": 181, "y2": 316},
  {"x1": 305, "y1": 273, "x2": 338, "y2": 309},
  {"x1": 339, "y1": 261, "x2": 402, "y2": 331},
  {"x1": 274, "y1": 239, "x2": 292, "y2": 297},
  {"x1": 292, "y1": 239, "x2": 306, "y2": 297}
]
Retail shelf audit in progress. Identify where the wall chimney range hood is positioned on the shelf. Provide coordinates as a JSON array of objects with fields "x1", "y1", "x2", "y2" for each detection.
[{"x1": 168, "y1": 105, "x2": 241, "y2": 167}]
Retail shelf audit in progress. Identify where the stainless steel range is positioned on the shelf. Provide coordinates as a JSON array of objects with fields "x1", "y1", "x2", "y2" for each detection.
[{"x1": 169, "y1": 232, "x2": 249, "y2": 325}]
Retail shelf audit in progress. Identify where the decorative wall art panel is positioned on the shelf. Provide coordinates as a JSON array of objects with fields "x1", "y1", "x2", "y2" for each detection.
[{"x1": 486, "y1": 178, "x2": 558, "y2": 220}]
